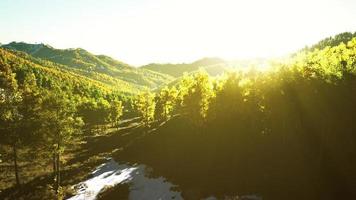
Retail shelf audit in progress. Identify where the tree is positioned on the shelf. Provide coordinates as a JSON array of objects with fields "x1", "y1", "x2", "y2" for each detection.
[
  {"x1": 154, "y1": 86, "x2": 178, "y2": 122},
  {"x1": 180, "y1": 70, "x2": 214, "y2": 128},
  {"x1": 0, "y1": 62, "x2": 22, "y2": 186},
  {"x1": 133, "y1": 90, "x2": 155, "y2": 128},
  {"x1": 96, "y1": 98, "x2": 111, "y2": 123},
  {"x1": 0, "y1": 63, "x2": 43, "y2": 187},
  {"x1": 78, "y1": 98, "x2": 111, "y2": 133},
  {"x1": 39, "y1": 91, "x2": 83, "y2": 194},
  {"x1": 109, "y1": 99, "x2": 123, "y2": 128},
  {"x1": 78, "y1": 99, "x2": 98, "y2": 130},
  {"x1": 208, "y1": 72, "x2": 244, "y2": 122}
]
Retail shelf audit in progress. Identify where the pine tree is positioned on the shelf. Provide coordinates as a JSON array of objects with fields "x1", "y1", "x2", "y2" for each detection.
[
  {"x1": 39, "y1": 91, "x2": 83, "y2": 194},
  {"x1": 0, "y1": 62, "x2": 22, "y2": 186}
]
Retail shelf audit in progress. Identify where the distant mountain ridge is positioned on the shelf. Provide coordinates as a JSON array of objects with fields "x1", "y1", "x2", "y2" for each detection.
[
  {"x1": 2, "y1": 42, "x2": 173, "y2": 89},
  {"x1": 142, "y1": 32, "x2": 356, "y2": 78},
  {"x1": 141, "y1": 57, "x2": 272, "y2": 77},
  {"x1": 141, "y1": 57, "x2": 231, "y2": 77},
  {"x1": 2, "y1": 31, "x2": 354, "y2": 89}
]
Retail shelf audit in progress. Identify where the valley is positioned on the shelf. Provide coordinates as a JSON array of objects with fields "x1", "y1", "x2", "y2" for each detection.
[{"x1": 1, "y1": 30, "x2": 356, "y2": 200}]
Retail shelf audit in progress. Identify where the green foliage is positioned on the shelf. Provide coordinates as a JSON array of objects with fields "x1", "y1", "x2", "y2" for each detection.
[
  {"x1": 1, "y1": 33, "x2": 356, "y2": 199},
  {"x1": 0, "y1": 46, "x2": 127, "y2": 126},
  {"x1": 179, "y1": 70, "x2": 214, "y2": 127},
  {"x1": 148, "y1": 37, "x2": 356, "y2": 131},
  {"x1": 38, "y1": 90, "x2": 84, "y2": 192},
  {"x1": 306, "y1": 31, "x2": 356, "y2": 51},
  {"x1": 154, "y1": 86, "x2": 178, "y2": 122},
  {"x1": 0, "y1": 62, "x2": 21, "y2": 141},
  {"x1": 77, "y1": 97, "x2": 122, "y2": 129},
  {"x1": 0, "y1": 46, "x2": 126, "y2": 191},
  {"x1": 133, "y1": 91, "x2": 156, "y2": 127},
  {"x1": 40, "y1": 91, "x2": 83, "y2": 153},
  {"x1": 123, "y1": 35, "x2": 356, "y2": 200},
  {"x1": 0, "y1": 63, "x2": 44, "y2": 186},
  {"x1": 109, "y1": 99, "x2": 123, "y2": 125},
  {"x1": 2, "y1": 42, "x2": 173, "y2": 89}
]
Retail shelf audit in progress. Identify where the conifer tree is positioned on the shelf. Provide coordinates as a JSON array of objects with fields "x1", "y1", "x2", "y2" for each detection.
[{"x1": 40, "y1": 91, "x2": 83, "y2": 194}]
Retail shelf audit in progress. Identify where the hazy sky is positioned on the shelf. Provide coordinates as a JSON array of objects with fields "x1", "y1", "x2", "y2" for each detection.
[{"x1": 0, "y1": 0, "x2": 355, "y2": 66}]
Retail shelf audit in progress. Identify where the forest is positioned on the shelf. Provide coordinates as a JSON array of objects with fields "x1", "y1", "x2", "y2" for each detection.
[{"x1": 1, "y1": 32, "x2": 356, "y2": 200}]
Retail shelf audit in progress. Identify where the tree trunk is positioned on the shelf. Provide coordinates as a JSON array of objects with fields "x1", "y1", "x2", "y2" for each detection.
[
  {"x1": 56, "y1": 151, "x2": 60, "y2": 193},
  {"x1": 54, "y1": 139, "x2": 61, "y2": 194},
  {"x1": 12, "y1": 145, "x2": 20, "y2": 187},
  {"x1": 116, "y1": 121, "x2": 120, "y2": 131},
  {"x1": 52, "y1": 153, "x2": 57, "y2": 181}
]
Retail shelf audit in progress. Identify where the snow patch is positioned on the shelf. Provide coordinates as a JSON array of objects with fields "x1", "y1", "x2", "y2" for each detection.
[{"x1": 67, "y1": 158, "x2": 182, "y2": 200}]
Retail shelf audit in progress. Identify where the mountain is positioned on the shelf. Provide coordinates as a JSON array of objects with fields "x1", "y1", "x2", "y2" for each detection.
[
  {"x1": 141, "y1": 57, "x2": 230, "y2": 77},
  {"x1": 0, "y1": 47, "x2": 133, "y2": 99},
  {"x1": 2, "y1": 42, "x2": 174, "y2": 89},
  {"x1": 142, "y1": 32, "x2": 356, "y2": 79},
  {"x1": 141, "y1": 57, "x2": 272, "y2": 78},
  {"x1": 307, "y1": 32, "x2": 356, "y2": 51},
  {"x1": 228, "y1": 58, "x2": 270, "y2": 70}
]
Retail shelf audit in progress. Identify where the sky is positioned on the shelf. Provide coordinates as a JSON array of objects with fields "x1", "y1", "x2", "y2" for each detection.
[{"x1": 0, "y1": 0, "x2": 355, "y2": 66}]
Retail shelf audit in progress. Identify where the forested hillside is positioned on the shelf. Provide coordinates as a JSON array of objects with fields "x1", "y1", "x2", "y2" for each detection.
[
  {"x1": 143, "y1": 32, "x2": 356, "y2": 79},
  {"x1": 305, "y1": 32, "x2": 356, "y2": 51},
  {"x1": 1, "y1": 0, "x2": 356, "y2": 197},
  {"x1": 2, "y1": 42, "x2": 173, "y2": 88},
  {"x1": 0, "y1": 46, "x2": 132, "y2": 198},
  {"x1": 118, "y1": 36, "x2": 356, "y2": 199},
  {"x1": 1, "y1": 33, "x2": 356, "y2": 200}
]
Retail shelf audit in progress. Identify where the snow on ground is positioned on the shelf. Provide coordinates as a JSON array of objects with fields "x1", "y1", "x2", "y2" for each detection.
[{"x1": 67, "y1": 158, "x2": 182, "y2": 200}]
